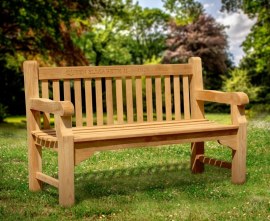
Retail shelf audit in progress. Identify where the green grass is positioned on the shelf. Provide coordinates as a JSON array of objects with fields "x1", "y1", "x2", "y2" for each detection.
[{"x1": 0, "y1": 114, "x2": 270, "y2": 220}]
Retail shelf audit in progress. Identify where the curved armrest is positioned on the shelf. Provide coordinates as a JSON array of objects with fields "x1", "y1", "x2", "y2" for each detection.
[
  {"x1": 195, "y1": 90, "x2": 249, "y2": 105},
  {"x1": 29, "y1": 98, "x2": 74, "y2": 116}
]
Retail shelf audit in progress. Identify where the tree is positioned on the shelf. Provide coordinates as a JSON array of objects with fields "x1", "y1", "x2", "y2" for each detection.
[
  {"x1": 162, "y1": 0, "x2": 203, "y2": 24},
  {"x1": 0, "y1": 0, "x2": 108, "y2": 115},
  {"x1": 163, "y1": 14, "x2": 231, "y2": 89},
  {"x1": 0, "y1": 0, "x2": 108, "y2": 66},
  {"x1": 74, "y1": 3, "x2": 170, "y2": 65},
  {"x1": 221, "y1": 0, "x2": 270, "y2": 103},
  {"x1": 73, "y1": 1, "x2": 133, "y2": 66},
  {"x1": 124, "y1": 5, "x2": 170, "y2": 64}
]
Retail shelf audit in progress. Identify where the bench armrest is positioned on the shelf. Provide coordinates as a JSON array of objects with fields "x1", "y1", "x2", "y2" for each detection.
[
  {"x1": 29, "y1": 98, "x2": 74, "y2": 116},
  {"x1": 195, "y1": 90, "x2": 249, "y2": 105}
]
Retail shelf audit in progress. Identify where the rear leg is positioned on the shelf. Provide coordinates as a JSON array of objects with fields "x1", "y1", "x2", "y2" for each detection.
[{"x1": 191, "y1": 142, "x2": 204, "y2": 173}]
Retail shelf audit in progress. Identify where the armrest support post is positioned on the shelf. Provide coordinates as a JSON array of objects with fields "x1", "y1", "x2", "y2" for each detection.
[
  {"x1": 55, "y1": 114, "x2": 75, "y2": 206},
  {"x1": 231, "y1": 104, "x2": 247, "y2": 184},
  {"x1": 231, "y1": 104, "x2": 247, "y2": 126}
]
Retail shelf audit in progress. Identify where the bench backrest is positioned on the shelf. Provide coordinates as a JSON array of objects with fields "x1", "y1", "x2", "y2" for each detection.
[{"x1": 24, "y1": 57, "x2": 204, "y2": 128}]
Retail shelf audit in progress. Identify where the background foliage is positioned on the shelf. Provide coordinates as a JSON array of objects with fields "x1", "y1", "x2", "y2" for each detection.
[
  {"x1": 221, "y1": 0, "x2": 270, "y2": 103},
  {"x1": 0, "y1": 0, "x2": 268, "y2": 118}
]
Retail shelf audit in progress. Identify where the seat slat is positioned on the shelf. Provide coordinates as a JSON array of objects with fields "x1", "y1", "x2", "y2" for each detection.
[
  {"x1": 76, "y1": 119, "x2": 208, "y2": 130},
  {"x1": 105, "y1": 78, "x2": 114, "y2": 125},
  {"x1": 73, "y1": 121, "x2": 216, "y2": 134},
  {"x1": 116, "y1": 77, "x2": 124, "y2": 124},
  {"x1": 165, "y1": 76, "x2": 172, "y2": 121},
  {"x1": 126, "y1": 77, "x2": 133, "y2": 123},
  {"x1": 136, "y1": 76, "x2": 143, "y2": 122},
  {"x1": 155, "y1": 76, "x2": 163, "y2": 121},
  {"x1": 95, "y1": 78, "x2": 103, "y2": 126},
  {"x1": 85, "y1": 79, "x2": 93, "y2": 126},
  {"x1": 33, "y1": 119, "x2": 209, "y2": 135},
  {"x1": 74, "y1": 79, "x2": 83, "y2": 126},
  {"x1": 146, "y1": 76, "x2": 153, "y2": 122},
  {"x1": 34, "y1": 123, "x2": 216, "y2": 139},
  {"x1": 32, "y1": 120, "x2": 238, "y2": 146},
  {"x1": 41, "y1": 80, "x2": 50, "y2": 129},
  {"x1": 173, "y1": 76, "x2": 181, "y2": 120},
  {"x1": 183, "y1": 76, "x2": 191, "y2": 120},
  {"x1": 74, "y1": 125, "x2": 237, "y2": 142}
]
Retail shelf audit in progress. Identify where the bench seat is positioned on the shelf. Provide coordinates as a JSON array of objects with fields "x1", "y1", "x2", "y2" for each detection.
[{"x1": 32, "y1": 119, "x2": 238, "y2": 149}]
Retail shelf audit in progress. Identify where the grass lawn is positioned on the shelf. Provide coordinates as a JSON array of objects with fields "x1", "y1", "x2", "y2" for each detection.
[{"x1": 0, "y1": 114, "x2": 269, "y2": 220}]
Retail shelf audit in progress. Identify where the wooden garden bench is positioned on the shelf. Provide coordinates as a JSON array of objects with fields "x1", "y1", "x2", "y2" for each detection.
[{"x1": 23, "y1": 57, "x2": 249, "y2": 206}]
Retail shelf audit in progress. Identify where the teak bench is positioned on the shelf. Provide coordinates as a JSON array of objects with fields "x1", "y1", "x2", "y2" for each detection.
[{"x1": 23, "y1": 57, "x2": 249, "y2": 206}]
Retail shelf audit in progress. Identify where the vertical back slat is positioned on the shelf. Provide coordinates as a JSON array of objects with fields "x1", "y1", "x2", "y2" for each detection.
[
  {"x1": 126, "y1": 77, "x2": 133, "y2": 123},
  {"x1": 63, "y1": 80, "x2": 71, "y2": 101},
  {"x1": 115, "y1": 77, "x2": 124, "y2": 124},
  {"x1": 165, "y1": 76, "x2": 172, "y2": 121},
  {"x1": 74, "y1": 79, "x2": 83, "y2": 126},
  {"x1": 145, "y1": 77, "x2": 153, "y2": 122},
  {"x1": 155, "y1": 76, "x2": 163, "y2": 121},
  {"x1": 173, "y1": 76, "x2": 181, "y2": 120},
  {"x1": 105, "y1": 78, "x2": 114, "y2": 125},
  {"x1": 183, "y1": 76, "x2": 191, "y2": 119},
  {"x1": 41, "y1": 80, "x2": 50, "y2": 128},
  {"x1": 95, "y1": 78, "x2": 103, "y2": 126},
  {"x1": 135, "y1": 76, "x2": 143, "y2": 122},
  {"x1": 85, "y1": 79, "x2": 93, "y2": 126},
  {"x1": 53, "y1": 80, "x2": 60, "y2": 101}
]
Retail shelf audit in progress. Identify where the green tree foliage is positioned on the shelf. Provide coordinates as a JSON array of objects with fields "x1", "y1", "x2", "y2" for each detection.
[
  {"x1": 72, "y1": 0, "x2": 136, "y2": 66},
  {"x1": 0, "y1": 0, "x2": 107, "y2": 115},
  {"x1": 162, "y1": 0, "x2": 203, "y2": 24},
  {"x1": 222, "y1": 69, "x2": 261, "y2": 102},
  {"x1": 0, "y1": 0, "x2": 107, "y2": 66},
  {"x1": 124, "y1": 5, "x2": 170, "y2": 64},
  {"x1": 163, "y1": 14, "x2": 231, "y2": 89},
  {"x1": 74, "y1": 3, "x2": 169, "y2": 65},
  {"x1": 221, "y1": 0, "x2": 270, "y2": 103},
  {"x1": 0, "y1": 0, "x2": 232, "y2": 115}
]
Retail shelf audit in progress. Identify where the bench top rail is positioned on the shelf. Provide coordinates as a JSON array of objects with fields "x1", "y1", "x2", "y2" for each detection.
[{"x1": 38, "y1": 64, "x2": 193, "y2": 80}]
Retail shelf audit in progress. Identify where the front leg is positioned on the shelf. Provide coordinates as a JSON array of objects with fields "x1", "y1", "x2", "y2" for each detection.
[
  {"x1": 231, "y1": 105, "x2": 247, "y2": 184},
  {"x1": 58, "y1": 134, "x2": 75, "y2": 206},
  {"x1": 55, "y1": 115, "x2": 75, "y2": 206}
]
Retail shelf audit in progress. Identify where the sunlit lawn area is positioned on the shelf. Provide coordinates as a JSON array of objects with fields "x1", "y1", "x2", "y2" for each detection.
[{"x1": 0, "y1": 114, "x2": 269, "y2": 220}]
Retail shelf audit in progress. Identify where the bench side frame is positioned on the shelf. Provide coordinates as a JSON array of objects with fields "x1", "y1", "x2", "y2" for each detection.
[
  {"x1": 23, "y1": 61, "x2": 43, "y2": 191},
  {"x1": 189, "y1": 57, "x2": 205, "y2": 173}
]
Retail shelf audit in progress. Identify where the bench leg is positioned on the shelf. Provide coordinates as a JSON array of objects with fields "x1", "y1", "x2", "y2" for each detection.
[
  {"x1": 58, "y1": 136, "x2": 75, "y2": 207},
  {"x1": 29, "y1": 140, "x2": 42, "y2": 191},
  {"x1": 231, "y1": 105, "x2": 247, "y2": 184},
  {"x1": 231, "y1": 129, "x2": 247, "y2": 184},
  {"x1": 191, "y1": 142, "x2": 204, "y2": 173}
]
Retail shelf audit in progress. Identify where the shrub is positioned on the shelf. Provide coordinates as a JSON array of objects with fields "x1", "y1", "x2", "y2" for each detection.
[
  {"x1": 0, "y1": 104, "x2": 8, "y2": 122},
  {"x1": 222, "y1": 69, "x2": 261, "y2": 102}
]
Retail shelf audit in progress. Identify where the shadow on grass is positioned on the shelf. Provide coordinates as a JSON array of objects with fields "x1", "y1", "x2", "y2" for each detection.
[{"x1": 69, "y1": 162, "x2": 231, "y2": 202}]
